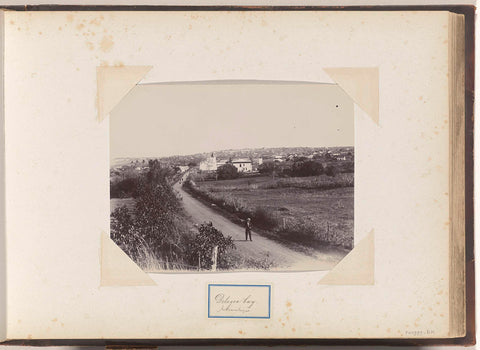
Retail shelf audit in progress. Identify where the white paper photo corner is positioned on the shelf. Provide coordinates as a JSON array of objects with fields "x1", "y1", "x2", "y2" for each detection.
[
  {"x1": 100, "y1": 232, "x2": 156, "y2": 286},
  {"x1": 97, "y1": 65, "x2": 156, "y2": 286},
  {"x1": 324, "y1": 67, "x2": 379, "y2": 125},
  {"x1": 96, "y1": 65, "x2": 152, "y2": 122},
  {"x1": 318, "y1": 229, "x2": 374, "y2": 285},
  {"x1": 318, "y1": 67, "x2": 379, "y2": 285}
]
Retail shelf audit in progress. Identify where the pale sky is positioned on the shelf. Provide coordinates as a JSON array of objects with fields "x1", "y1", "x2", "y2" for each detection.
[{"x1": 110, "y1": 82, "x2": 354, "y2": 160}]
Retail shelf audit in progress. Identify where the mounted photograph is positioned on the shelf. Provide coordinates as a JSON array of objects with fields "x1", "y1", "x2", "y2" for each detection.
[{"x1": 110, "y1": 82, "x2": 354, "y2": 272}]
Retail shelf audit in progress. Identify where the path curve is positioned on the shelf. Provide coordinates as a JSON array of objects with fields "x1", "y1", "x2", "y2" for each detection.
[{"x1": 173, "y1": 175, "x2": 347, "y2": 271}]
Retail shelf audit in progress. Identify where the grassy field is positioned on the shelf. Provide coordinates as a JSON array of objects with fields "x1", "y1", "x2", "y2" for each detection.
[{"x1": 190, "y1": 174, "x2": 354, "y2": 249}]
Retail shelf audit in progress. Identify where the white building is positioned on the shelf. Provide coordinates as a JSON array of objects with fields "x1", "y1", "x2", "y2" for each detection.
[
  {"x1": 231, "y1": 158, "x2": 253, "y2": 173},
  {"x1": 199, "y1": 153, "x2": 217, "y2": 171},
  {"x1": 199, "y1": 154, "x2": 253, "y2": 173}
]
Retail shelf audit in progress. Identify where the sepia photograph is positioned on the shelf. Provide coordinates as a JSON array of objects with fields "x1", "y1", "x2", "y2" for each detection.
[{"x1": 110, "y1": 83, "x2": 354, "y2": 272}]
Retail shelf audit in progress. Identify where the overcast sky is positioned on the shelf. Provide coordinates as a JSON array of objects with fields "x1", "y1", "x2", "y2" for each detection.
[{"x1": 110, "y1": 82, "x2": 354, "y2": 161}]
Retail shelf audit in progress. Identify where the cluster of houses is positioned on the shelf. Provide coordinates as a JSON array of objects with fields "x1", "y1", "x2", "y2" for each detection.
[
  {"x1": 111, "y1": 149, "x2": 353, "y2": 177},
  {"x1": 198, "y1": 150, "x2": 353, "y2": 174},
  {"x1": 199, "y1": 153, "x2": 257, "y2": 173}
]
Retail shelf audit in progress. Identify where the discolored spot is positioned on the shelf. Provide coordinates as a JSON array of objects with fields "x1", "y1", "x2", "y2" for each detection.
[
  {"x1": 286, "y1": 301, "x2": 292, "y2": 307},
  {"x1": 90, "y1": 17, "x2": 102, "y2": 26},
  {"x1": 66, "y1": 14, "x2": 74, "y2": 23},
  {"x1": 100, "y1": 35, "x2": 114, "y2": 52}
]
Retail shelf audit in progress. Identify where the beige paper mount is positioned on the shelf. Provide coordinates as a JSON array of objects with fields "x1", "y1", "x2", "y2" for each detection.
[
  {"x1": 99, "y1": 67, "x2": 378, "y2": 286},
  {"x1": 97, "y1": 65, "x2": 152, "y2": 122},
  {"x1": 318, "y1": 230, "x2": 375, "y2": 285},
  {"x1": 98, "y1": 65, "x2": 156, "y2": 286},
  {"x1": 100, "y1": 232, "x2": 156, "y2": 286},
  {"x1": 324, "y1": 67, "x2": 379, "y2": 125}
]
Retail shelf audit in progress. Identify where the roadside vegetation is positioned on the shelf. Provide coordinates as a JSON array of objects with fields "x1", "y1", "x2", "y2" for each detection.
[
  {"x1": 110, "y1": 160, "x2": 276, "y2": 271},
  {"x1": 184, "y1": 159, "x2": 354, "y2": 250}
]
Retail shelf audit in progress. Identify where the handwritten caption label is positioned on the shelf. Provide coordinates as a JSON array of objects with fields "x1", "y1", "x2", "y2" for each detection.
[{"x1": 208, "y1": 284, "x2": 271, "y2": 319}]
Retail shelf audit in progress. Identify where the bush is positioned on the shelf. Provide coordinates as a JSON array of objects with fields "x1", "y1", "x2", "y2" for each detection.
[
  {"x1": 325, "y1": 165, "x2": 337, "y2": 177},
  {"x1": 187, "y1": 222, "x2": 235, "y2": 269},
  {"x1": 251, "y1": 207, "x2": 278, "y2": 230},
  {"x1": 111, "y1": 166, "x2": 196, "y2": 270},
  {"x1": 110, "y1": 178, "x2": 139, "y2": 198},
  {"x1": 217, "y1": 163, "x2": 239, "y2": 180},
  {"x1": 258, "y1": 162, "x2": 275, "y2": 174},
  {"x1": 289, "y1": 160, "x2": 324, "y2": 177}
]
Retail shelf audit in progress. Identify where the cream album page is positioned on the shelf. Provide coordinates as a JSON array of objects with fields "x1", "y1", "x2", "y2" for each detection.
[{"x1": 4, "y1": 10, "x2": 453, "y2": 339}]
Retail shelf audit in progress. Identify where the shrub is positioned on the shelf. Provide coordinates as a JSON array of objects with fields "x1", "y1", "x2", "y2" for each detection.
[
  {"x1": 325, "y1": 165, "x2": 337, "y2": 177},
  {"x1": 111, "y1": 167, "x2": 196, "y2": 270},
  {"x1": 258, "y1": 162, "x2": 275, "y2": 174},
  {"x1": 217, "y1": 163, "x2": 239, "y2": 180},
  {"x1": 186, "y1": 222, "x2": 235, "y2": 269},
  {"x1": 251, "y1": 207, "x2": 278, "y2": 230},
  {"x1": 289, "y1": 160, "x2": 324, "y2": 177},
  {"x1": 110, "y1": 178, "x2": 140, "y2": 198}
]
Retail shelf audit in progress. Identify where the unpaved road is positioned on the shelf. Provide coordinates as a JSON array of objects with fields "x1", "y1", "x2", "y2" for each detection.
[{"x1": 173, "y1": 178, "x2": 348, "y2": 271}]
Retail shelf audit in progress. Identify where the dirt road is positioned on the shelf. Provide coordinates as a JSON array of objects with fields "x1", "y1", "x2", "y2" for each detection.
[{"x1": 173, "y1": 178, "x2": 348, "y2": 271}]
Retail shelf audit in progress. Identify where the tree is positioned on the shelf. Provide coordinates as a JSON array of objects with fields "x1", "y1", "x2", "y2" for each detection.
[
  {"x1": 110, "y1": 167, "x2": 189, "y2": 266},
  {"x1": 217, "y1": 163, "x2": 239, "y2": 180},
  {"x1": 290, "y1": 160, "x2": 324, "y2": 177},
  {"x1": 258, "y1": 162, "x2": 275, "y2": 174},
  {"x1": 110, "y1": 177, "x2": 139, "y2": 198},
  {"x1": 187, "y1": 222, "x2": 235, "y2": 269},
  {"x1": 325, "y1": 165, "x2": 337, "y2": 177}
]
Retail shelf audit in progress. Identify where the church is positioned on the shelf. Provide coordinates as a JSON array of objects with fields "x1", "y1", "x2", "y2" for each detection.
[{"x1": 199, "y1": 153, "x2": 253, "y2": 173}]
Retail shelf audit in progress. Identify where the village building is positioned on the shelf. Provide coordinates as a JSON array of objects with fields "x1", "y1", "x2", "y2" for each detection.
[
  {"x1": 230, "y1": 158, "x2": 253, "y2": 173},
  {"x1": 199, "y1": 153, "x2": 217, "y2": 171},
  {"x1": 199, "y1": 154, "x2": 255, "y2": 173}
]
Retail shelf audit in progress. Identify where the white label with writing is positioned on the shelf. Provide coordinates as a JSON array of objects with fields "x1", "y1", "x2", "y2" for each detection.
[{"x1": 208, "y1": 284, "x2": 271, "y2": 319}]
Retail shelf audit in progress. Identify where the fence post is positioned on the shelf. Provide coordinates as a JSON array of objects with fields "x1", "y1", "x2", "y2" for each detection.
[
  {"x1": 211, "y1": 246, "x2": 218, "y2": 271},
  {"x1": 198, "y1": 252, "x2": 201, "y2": 271}
]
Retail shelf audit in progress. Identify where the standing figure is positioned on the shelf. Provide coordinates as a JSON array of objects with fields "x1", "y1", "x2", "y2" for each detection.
[{"x1": 245, "y1": 218, "x2": 252, "y2": 241}]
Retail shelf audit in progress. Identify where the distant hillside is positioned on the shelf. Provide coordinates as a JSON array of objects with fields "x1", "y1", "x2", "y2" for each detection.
[{"x1": 112, "y1": 146, "x2": 354, "y2": 168}]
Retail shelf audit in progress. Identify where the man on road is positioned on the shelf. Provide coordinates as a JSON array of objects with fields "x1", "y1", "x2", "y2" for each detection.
[{"x1": 245, "y1": 218, "x2": 252, "y2": 241}]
